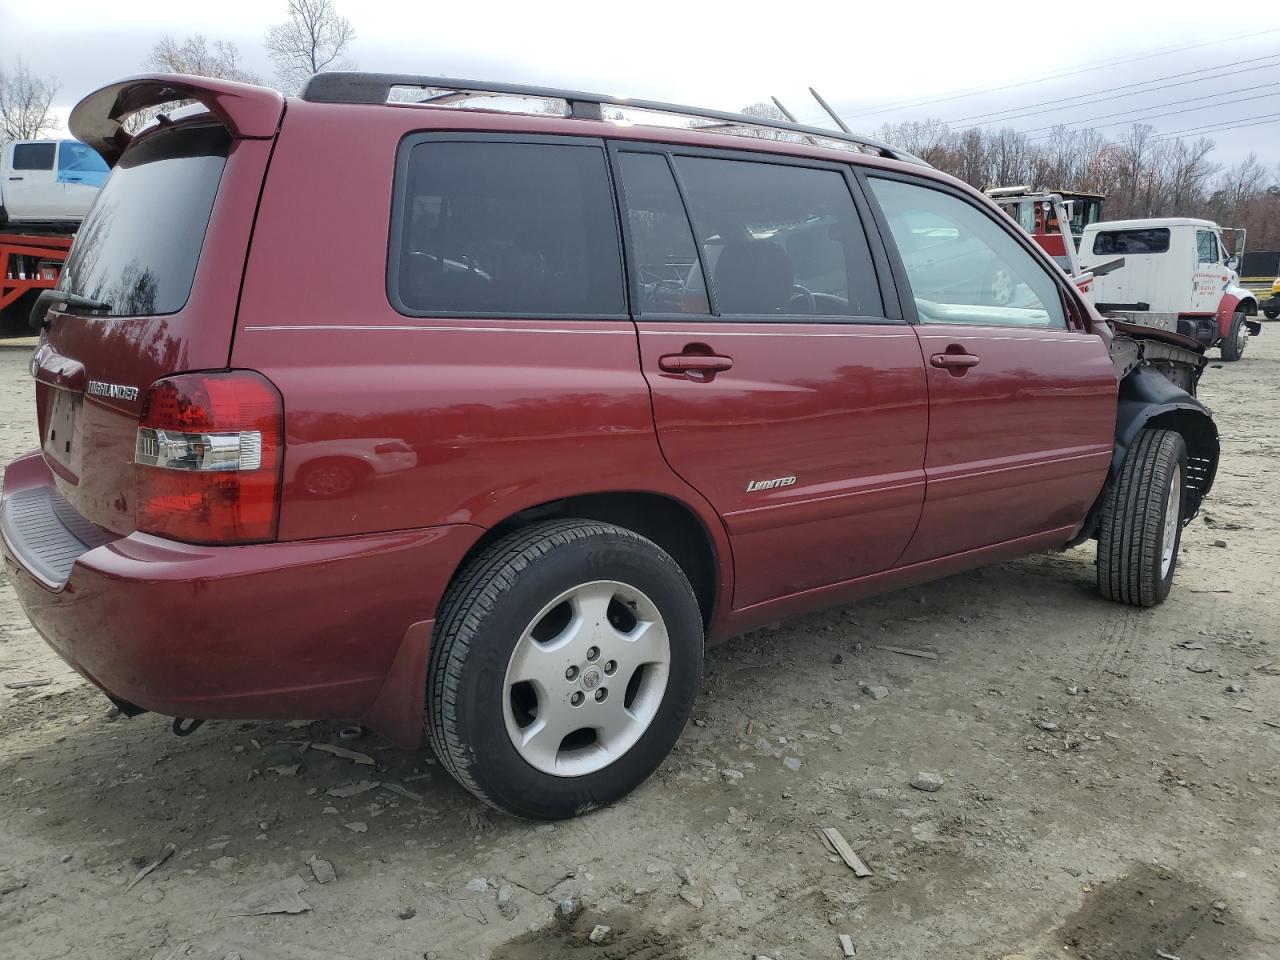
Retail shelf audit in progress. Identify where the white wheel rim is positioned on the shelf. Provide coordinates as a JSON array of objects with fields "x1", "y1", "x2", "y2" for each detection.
[
  {"x1": 1160, "y1": 467, "x2": 1182, "y2": 579},
  {"x1": 1237, "y1": 321, "x2": 1249, "y2": 352},
  {"x1": 502, "y1": 580, "x2": 671, "y2": 778}
]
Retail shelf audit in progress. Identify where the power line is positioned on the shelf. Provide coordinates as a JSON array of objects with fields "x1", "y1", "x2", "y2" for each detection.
[
  {"x1": 1018, "y1": 82, "x2": 1280, "y2": 135},
  {"x1": 826, "y1": 27, "x2": 1280, "y2": 121},
  {"x1": 1024, "y1": 89, "x2": 1280, "y2": 140},
  {"x1": 945, "y1": 55, "x2": 1280, "y2": 126},
  {"x1": 1152, "y1": 112, "x2": 1280, "y2": 140}
]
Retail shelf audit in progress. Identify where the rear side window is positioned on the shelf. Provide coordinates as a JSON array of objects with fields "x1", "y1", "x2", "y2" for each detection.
[
  {"x1": 1092, "y1": 228, "x2": 1170, "y2": 255},
  {"x1": 615, "y1": 151, "x2": 709, "y2": 315},
  {"x1": 12, "y1": 142, "x2": 55, "y2": 170},
  {"x1": 392, "y1": 140, "x2": 624, "y2": 317},
  {"x1": 672, "y1": 156, "x2": 883, "y2": 318},
  {"x1": 59, "y1": 124, "x2": 228, "y2": 316}
]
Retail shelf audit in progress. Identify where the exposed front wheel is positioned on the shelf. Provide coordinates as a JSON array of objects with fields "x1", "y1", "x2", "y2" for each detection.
[
  {"x1": 1097, "y1": 429, "x2": 1188, "y2": 607},
  {"x1": 1220, "y1": 309, "x2": 1249, "y2": 361},
  {"x1": 1264, "y1": 306, "x2": 1279, "y2": 320},
  {"x1": 425, "y1": 519, "x2": 703, "y2": 819}
]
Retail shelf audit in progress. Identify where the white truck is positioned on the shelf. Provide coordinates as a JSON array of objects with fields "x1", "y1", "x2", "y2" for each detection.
[
  {"x1": 0, "y1": 138, "x2": 107, "y2": 231},
  {"x1": 1079, "y1": 217, "x2": 1262, "y2": 361}
]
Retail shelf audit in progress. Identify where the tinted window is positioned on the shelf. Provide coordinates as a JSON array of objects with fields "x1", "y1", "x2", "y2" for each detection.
[
  {"x1": 672, "y1": 156, "x2": 883, "y2": 318},
  {"x1": 616, "y1": 152, "x2": 708, "y2": 314},
  {"x1": 870, "y1": 177, "x2": 1065, "y2": 329},
  {"x1": 1092, "y1": 228, "x2": 1170, "y2": 255},
  {"x1": 59, "y1": 124, "x2": 228, "y2": 316},
  {"x1": 394, "y1": 141, "x2": 623, "y2": 316},
  {"x1": 12, "y1": 142, "x2": 55, "y2": 170},
  {"x1": 1196, "y1": 230, "x2": 1219, "y2": 264}
]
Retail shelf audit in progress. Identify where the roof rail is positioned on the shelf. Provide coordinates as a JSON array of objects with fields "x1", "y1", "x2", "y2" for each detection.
[{"x1": 299, "y1": 72, "x2": 927, "y2": 166}]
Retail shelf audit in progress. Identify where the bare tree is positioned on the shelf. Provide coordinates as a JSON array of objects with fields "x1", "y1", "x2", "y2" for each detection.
[
  {"x1": 144, "y1": 34, "x2": 261, "y2": 83},
  {"x1": 0, "y1": 61, "x2": 59, "y2": 143},
  {"x1": 126, "y1": 35, "x2": 262, "y2": 133},
  {"x1": 265, "y1": 0, "x2": 356, "y2": 93}
]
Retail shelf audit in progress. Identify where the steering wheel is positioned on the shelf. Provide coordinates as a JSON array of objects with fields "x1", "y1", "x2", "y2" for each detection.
[{"x1": 789, "y1": 283, "x2": 817, "y2": 314}]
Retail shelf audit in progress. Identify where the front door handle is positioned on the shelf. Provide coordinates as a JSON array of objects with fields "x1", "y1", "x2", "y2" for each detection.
[
  {"x1": 8, "y1": 176, "x2": 23, "y2": 181},
  {"x1": 930, "y1": 352, "x2": 980, "y2": 369},
  {"x1": 658, "y1": 353, "x2": 734, "y2": 375}
]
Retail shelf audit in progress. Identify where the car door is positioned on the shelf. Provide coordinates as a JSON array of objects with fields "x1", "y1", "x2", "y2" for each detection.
[
  {"x1": 54, "y1": 140, "x2": 109, "y2": 218},
  {"x1": 1192, "y1": 228, "x2": 1224, "y2": 314},
  {"x1": 864, "y1": 174, "x2": 1116, "y2": 563},
  {"x1": 4, "y1": 142, "x2": 59, "y2": 219},
  {"x1": 613, "y1": 144, "x2": 929, "y2": 610}
]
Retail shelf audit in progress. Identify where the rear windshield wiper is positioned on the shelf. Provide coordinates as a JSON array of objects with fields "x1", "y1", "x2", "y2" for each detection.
[{"x1": 29, "y1": 289, "x2": 113, "y2": 330}]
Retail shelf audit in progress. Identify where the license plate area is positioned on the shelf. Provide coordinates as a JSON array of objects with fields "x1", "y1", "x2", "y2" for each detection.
[{"x1": 43, "y1": 388, "x2": 82, "y2": 476}]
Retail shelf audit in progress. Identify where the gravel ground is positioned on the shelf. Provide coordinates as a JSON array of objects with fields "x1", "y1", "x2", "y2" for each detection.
[{"x1": 0, "y1": 331, "x2": 1277, "y2": 960}]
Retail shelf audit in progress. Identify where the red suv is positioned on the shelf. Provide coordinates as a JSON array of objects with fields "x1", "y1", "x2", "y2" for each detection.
[{"x1": 1, "y1": 73, "x2": 1218, "y2": 819}]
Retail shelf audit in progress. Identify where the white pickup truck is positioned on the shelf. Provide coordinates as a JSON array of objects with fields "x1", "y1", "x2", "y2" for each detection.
[
  {"x1": 1080, "y1": 217, "x2": 1262, "y2": 361},
  {"x1": 0, "y1": 139, "x2": 107, "y2": 231}
]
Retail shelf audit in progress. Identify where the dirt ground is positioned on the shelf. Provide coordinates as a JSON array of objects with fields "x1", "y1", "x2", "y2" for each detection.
[{"x1": 0, "y1": 330, "x2": 1276, "y2": 960}]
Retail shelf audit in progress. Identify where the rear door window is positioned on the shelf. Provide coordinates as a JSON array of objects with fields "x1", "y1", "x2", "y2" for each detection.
[
  {"x1": 671, "y1": 156, "x2": 883, "y2": 318},
  {"x1": 391, "y1": 139, "x2": 624, "y2": 317},
  {"x1": 12, "y1": 142, "x2": 55, "y2": 170},
  {"x1": 615, "y1": 151, "x2": 709, "y2": 315},
  {"x1": 1092, "y1": 228, "x2": 1170, "y2": 255},
  {"x1": 58, "y1": 123, "x2": 229, "y2": 316}
]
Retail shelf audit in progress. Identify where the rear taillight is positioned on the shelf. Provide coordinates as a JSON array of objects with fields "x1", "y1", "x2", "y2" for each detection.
[{"x1": 135, "y1": 371, "x2": 283, "y2": 544}]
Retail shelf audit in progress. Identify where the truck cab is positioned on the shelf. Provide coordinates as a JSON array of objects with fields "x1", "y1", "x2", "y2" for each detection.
[
  {"x1": 1080, "y1": 217, "x2": 1262, "y2": 361},
  {"x1": 0, "y1": 139, "x2": 108, "y2": 231}
]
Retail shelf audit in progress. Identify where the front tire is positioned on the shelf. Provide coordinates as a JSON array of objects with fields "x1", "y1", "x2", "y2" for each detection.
[
  {"x1": 425, "y1": 519, "x2": 703, "y2": 819},
  {"x1": 1097, "y1": 429, "x2": 1188, "y2": 607},
  {"x1": 1220, "y1": 309, "x2": 1249, "y2": 361}
]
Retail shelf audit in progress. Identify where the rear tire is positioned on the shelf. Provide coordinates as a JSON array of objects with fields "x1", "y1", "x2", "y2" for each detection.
[
  {"x1": 1220, "y1": 309, "x2": 1249, "y2": 361},
  {"x1": 425, "y1": 519, "x2": 703, "y2": 819},
  {"x1": 1264, "y1": 306, "x2": 1279, "y2": 321},
  {"x1": 1097, "y1": 429, "x2": 1187, "y2": 607}
]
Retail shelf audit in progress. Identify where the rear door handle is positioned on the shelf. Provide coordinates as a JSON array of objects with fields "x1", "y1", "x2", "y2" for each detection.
[
  {"x1": 930, "y1": 352, "x2": 980, "y2": 369},
  {"x1": 658, "y1": 353, "x2": 734, "y2": 374}
]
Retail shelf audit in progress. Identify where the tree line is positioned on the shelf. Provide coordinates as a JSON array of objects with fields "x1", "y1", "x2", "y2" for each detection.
[
  {"x1": 2, "y1": 23, "x2": 1276, "y2": 255},
  {"x1": 871, "y1": 117, "x2": 1280, "y2": 252},
  {"x1": 0, "y1": 0, "x2": 354, "y2": 138}
]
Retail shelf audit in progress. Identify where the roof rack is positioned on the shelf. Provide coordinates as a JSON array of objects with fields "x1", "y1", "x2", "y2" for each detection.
[{"x1": 299, "y1": 72, "x2": 927, "y2": 166}]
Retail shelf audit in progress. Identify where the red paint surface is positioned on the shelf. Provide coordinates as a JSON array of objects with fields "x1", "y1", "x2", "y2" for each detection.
[{"x1": 1, "y1": 85, "x2": 1124, "y2": 740}]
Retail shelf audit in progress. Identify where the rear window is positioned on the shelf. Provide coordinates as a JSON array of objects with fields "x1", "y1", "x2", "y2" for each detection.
[
  {"x1": 12, "y1": 142, "x2": 55, "y2": 170},
  {"x1": 391, "y1": 140, "x2": 624, "y2": 317},
  {"x1": 59, "y1": 123, "x2": 228, "y2": 316},
  {"x1": 1092, "y1": 228, "x2": 1170, "y2": 255}
]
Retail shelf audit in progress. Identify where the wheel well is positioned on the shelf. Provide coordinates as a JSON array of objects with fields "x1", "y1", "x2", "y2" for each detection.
[
  {"x1": 458, "y1": 493, "x2": 720, "y2": 629},
  {"x1": 1144, "y1": 409, "x2": 1218, "y2": 518},
  {"x1": 1238, "y1": 297, "x2": 1258, "y2": 316}
]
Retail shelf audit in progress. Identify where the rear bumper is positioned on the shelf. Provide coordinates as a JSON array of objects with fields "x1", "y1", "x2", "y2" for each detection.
[{"x1": 1, "y1": 451, "x2": 481, "y2": 746}]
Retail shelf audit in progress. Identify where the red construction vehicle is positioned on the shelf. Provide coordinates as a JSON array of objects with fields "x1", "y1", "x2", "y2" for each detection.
[{"x1": 1, "y1": 232, "x2": 71, "y2": 337}]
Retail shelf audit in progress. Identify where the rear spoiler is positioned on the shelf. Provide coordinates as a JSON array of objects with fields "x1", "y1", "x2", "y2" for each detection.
[{"x1": 69, "y1": 74, "x2": 284, "y2": 166}]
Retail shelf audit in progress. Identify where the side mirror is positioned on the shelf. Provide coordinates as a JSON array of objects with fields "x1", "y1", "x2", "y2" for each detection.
[{"x1": 1226, "y1": 255, "x2": 1239, "y2": 270}]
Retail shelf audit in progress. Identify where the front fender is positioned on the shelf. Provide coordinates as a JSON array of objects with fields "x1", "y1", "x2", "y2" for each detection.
[
  {"x1": 1114, "y1": 366, "x2": 1219, "y2": 518},
  {"x1": 1217, "y1": 288, "x2": 1260, "y2": 338}
]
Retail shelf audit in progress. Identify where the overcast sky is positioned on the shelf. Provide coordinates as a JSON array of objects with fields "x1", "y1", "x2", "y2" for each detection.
[{"x1": 2, "y1": 2, "x2": 1278, "y2": 167}]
